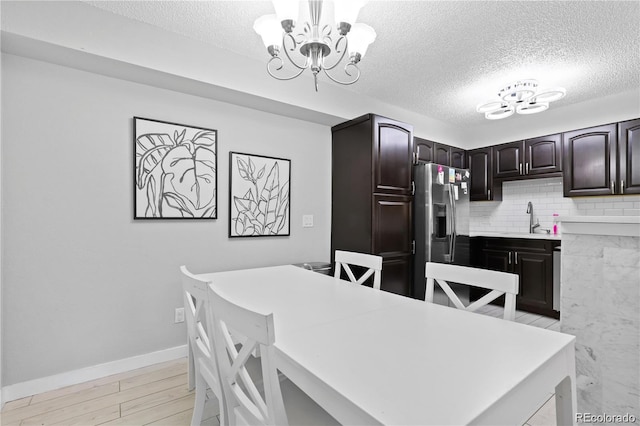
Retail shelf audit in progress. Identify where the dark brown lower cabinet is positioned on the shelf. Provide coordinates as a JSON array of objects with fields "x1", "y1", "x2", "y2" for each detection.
[
  {"x1": 380, "y1": 255, "x2": 413, "y2": 296},
  {"x1": 472, "y1": 237, "x2": 559, "y2": 318},
  {"x1": 515, "y1": 251, "x2": 553, "y2": 315},
  {"x1": 373, "y1": 194, "x2": 413, "y2": 296}
]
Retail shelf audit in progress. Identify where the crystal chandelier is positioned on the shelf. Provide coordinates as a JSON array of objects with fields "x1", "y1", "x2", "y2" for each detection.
[
  {"x1": 476, "y1": 79, "x2": 566, "y2": 120},
  {"x1": 253, "y1": 0, "x2": 376, "y2": 91}
]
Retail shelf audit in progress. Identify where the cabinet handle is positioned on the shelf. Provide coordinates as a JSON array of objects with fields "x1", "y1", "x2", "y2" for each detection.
[
  {"x1": 515, "y1": 251, "x2": 518, "y2": 265},
  {"x1": 488, "y1": 189, "x2": 491, "y2": 200},
  {"x1": 611, "y1": 180, "x2": 615, "y2": 194},
  {"x1": 519, "y1": 163, "x2": 523, "y2": 175},
  {"x1": 525, "y1": 162, "x2": 529, "y2": 175},
  {"x1": 621, "y1": 180, "x2": 625, "y2": 194},
  {"x1": 508, "y1": 251, "x2": 512, "y2": 265}
]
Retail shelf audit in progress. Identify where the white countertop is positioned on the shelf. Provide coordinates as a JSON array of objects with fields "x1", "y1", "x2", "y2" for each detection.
[{"x1": 470, "y1": 231, "x2": 562, "y2": 240}]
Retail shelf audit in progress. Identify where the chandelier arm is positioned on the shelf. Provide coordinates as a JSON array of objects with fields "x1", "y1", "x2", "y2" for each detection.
[
  {"x1": 322, "y1": 36, "x2": 349, "y2": 71},
  {"x1": 281, "y1": 32, "x2": 309, "y2": 70},
  {"x1": 266, "y1": 56, "x2": 307, "y2": 81},
  {"x1": 322, "y1": 62, "x2": 361, "y2": 86}
]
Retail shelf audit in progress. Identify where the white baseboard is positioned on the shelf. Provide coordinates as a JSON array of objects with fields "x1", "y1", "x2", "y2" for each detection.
[{"x1": 1, "y1": 345, "x2": 188, "y2": 407}]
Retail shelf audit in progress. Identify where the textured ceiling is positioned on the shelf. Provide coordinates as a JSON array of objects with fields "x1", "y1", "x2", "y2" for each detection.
[{"x1": 83, "y1": 0, "x2": 639, "y2": 128}]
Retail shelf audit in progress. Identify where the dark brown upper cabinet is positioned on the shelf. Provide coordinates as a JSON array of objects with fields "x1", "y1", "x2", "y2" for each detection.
[
  {"x1": 450, "y1": 147, "x2": 467, "y2": 169},
  {"x1": 526, "y1": 134, "x2": 562, "y2": 176},
  {"x1": 618, "y1": 118, "x2": 640, "y2": 195},
  {"x1": 493, "y1": 134, "x2": 562, "y2": 180},
  {"x1": 413, "y1": 138, "x2": 466, "y2": 169},
  {"x1": 331, "y1": 114, "x2": 414, "y2": 297},
  {"x1": 493, "y1": 141, "x2": 523, "y2": 179},
  {"x1": 468, "y1": 147, "x2": 501, "y2": 201},
  {"x1": 374, "y1": 116, "x2": 414, "y2": 196},
  {"x1": 414, "y1": 137, "x2": 434, "y2": 163},
  {"x1": 563, "y1": 123, "x2": 618, "y2": 196},
  {"x1": 434, "y1": 144, "x2": 451, "y2": 166}
]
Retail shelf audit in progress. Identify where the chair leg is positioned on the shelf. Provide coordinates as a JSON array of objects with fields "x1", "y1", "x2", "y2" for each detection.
[{"x1": 191, "y1": 372, "x2": 206, "y2": 426}]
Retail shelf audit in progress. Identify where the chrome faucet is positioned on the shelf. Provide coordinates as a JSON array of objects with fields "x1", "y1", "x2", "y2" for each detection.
[{"x1": 526, "y1": 201, "x2": 540, "y2": 233}]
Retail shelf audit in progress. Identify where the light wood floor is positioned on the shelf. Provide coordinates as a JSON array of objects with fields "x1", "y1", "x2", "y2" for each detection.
[
  {"x1": 0, "y1": 358, "x2": 219, "y2": 426},
  {"x1": 1, "y1": 308, "x2": 560, "y2": 426},
  {"x1": 475, "y1": 304, "x2": 561, "y2": 331}
]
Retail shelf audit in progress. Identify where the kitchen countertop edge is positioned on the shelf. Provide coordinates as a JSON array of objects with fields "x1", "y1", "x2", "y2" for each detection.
[
  {"x1": 559, "y1": 215, "x2": 640, "y2": 237},
  {"x1": 470, "y1": 231, "x2": 561, "y2": 240}
]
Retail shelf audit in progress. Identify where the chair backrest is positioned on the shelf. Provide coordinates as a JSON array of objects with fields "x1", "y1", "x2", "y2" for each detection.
[
  {"x1": 180, "y1": 266, "x2": 225, "y2": 418},
  {"x1": 334, "y1": 250, "x2": 383, "y2": 290},
  {"x1": 207, "y1": 285, "x2": 288, "y2": 426},
  {"x1": 424, "y1": 262, "x2": 519, "y2": 321}
]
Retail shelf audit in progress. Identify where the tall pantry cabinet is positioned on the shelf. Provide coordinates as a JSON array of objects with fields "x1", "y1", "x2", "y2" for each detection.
[{"x1": 331, "y1": 114, "x2": 414, "y2": 296}]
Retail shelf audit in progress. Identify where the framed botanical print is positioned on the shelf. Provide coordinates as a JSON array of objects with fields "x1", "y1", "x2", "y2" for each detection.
[
  {"x1": 134, "y1": 117, "x2": 217, "y2": 219},
  {"x1": 229, "y1": 152, "x2": 291, "y2": 237}
]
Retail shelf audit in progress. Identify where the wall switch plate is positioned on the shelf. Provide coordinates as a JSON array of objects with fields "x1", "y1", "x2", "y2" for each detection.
[
  {"x1": 302, "y1": 215, "x2": 314, "y2": 228},
  {"x1": 174, "y1": 307, "x2": 185, "y2": 323}
]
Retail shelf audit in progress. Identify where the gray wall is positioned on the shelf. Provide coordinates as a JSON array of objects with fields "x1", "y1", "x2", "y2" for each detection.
[{"x1": 1, "y1": 53, "x2": 331, "y2": 385}]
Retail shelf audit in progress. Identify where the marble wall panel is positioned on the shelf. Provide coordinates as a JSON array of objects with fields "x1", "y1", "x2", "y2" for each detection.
[{"x1": 561, "y1": 233, "x2": 639, "y2": 424}]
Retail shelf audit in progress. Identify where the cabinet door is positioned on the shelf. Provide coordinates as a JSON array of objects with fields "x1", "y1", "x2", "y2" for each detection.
[
  {"x1": 514, "y1": 251, "x2": 554, "y2": 316},
  {"x1": 525, "y1": 134, "x2": 562, "y2": 176},
  {"x1": 381, "y1": 256, "x2": 413, "y2": 297},
  {"x1": 618, "y1": 118, "x2": 640, "y2": 195},
  {"x1": 373, "y1": 194, "x2": 413, "y2": 296},
  {"x1": 563, "y1": 124, "x2": 617, "y2": 196},
  {"x1": 482, "y1": 249, "x2": 511, "y2": 272},
  {"x1": 373, "y1": 117, "x2": 414, "y2": 195},
  {"x1": 468, "y1": 147, "x2": 500, "y2": 201},
  {"x1": 414, "y1": 137, "x2": 434, "y2": 163},
  {"x1": 494, "y1": 141, "x2": 523, "y2": 179},
  {"x1": 434, "y1": 143, "x2": 451, "y2": 166},
  {"x1": 450, "y1": 148, "x2": 467, "y2": 169}
]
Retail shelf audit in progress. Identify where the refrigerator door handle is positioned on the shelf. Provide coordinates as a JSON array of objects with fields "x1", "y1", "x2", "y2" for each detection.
[{"x1": 448, "y1": 183, "x2": 457, "y2": 263}]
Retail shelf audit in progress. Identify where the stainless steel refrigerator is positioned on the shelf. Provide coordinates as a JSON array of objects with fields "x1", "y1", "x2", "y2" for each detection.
[{"x1": 413, "y1": 162, "x2": 471, "y2": 301}]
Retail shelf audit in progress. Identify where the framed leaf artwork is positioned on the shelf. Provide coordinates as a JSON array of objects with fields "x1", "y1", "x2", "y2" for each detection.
[
  {"x1": 229, "y1": 152, "x2": 291, "y2": 237},
  {"x1": 134, "y1": 117, "x2": 217, "y2": 219}
]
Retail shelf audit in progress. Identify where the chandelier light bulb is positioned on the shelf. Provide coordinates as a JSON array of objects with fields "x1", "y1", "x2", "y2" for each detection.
[
  {"x1": 347, "y1": 23, "x2": 376, "y2": 60},
  {"x1": 477, "y1": 79, "x2": 566, "y2": 120},
  {"x1": 254, "y1": 14, "x2": 282, "y2": 51}
]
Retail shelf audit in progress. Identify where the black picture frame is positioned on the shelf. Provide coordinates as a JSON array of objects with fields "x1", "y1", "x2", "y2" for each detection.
[
  {"x1": 134, "y1": 117, "x2": 218, "y2": 219},
  {"x1": 229, "y1": 152, "x2": 291, "y2": 237}
]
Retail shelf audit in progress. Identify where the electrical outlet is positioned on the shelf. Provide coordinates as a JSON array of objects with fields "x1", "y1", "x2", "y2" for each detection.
[
  {"x1": 174, "y1": 307, "x2": 185, "y2": 323},
  {"x1": 302, "y1": 214, "x2": 314, "y2": 228}
]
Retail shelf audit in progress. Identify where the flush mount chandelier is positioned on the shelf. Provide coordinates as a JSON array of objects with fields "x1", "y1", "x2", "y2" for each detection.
[
  {"x1": 477, "y1": 79, "x2": 566, "y2": 120},
  {"x1": 254, "y1": 0, "x2": 376, "y2": 91}
]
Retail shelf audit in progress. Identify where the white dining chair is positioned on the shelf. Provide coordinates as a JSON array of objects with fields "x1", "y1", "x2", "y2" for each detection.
[
  {"x1": 334, "y1": 250, "x2": 383, "y2": 290},
  {"x1": 180, "y1": 265, "x2": 226, "y2": 426},
  {"x1": 424, "y1": 262, "x2": 520, "y2": 321},
  {"x1": 207, "y1": 285, "x2": 339, "y2": 426}
]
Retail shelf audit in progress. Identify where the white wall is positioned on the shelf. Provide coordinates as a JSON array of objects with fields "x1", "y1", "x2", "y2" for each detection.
[
  {"x1": 470, "y1": 177, "x2": 640, "y2": 234},
  {"x1": 1, "y1": 53, "x2": 331, "y2": 387}
]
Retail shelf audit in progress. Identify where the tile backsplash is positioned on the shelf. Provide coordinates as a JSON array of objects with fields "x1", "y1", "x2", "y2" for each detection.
[{"x1": 469, "y1": 177, "x2": 640, "y2": 234}]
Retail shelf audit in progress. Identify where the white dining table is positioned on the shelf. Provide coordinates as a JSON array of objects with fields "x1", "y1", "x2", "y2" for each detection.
[{"x1": 197, "y1": 264, "x2": 576, "y2": 425}]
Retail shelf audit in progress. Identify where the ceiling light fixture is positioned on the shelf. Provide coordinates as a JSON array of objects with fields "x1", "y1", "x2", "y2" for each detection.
[
  {"x1": 477, "y1": 79, "x2": 566, "y2": 120},
  {"x1": 254, "y1": 0, "x2": 376, "y2": 91}
]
